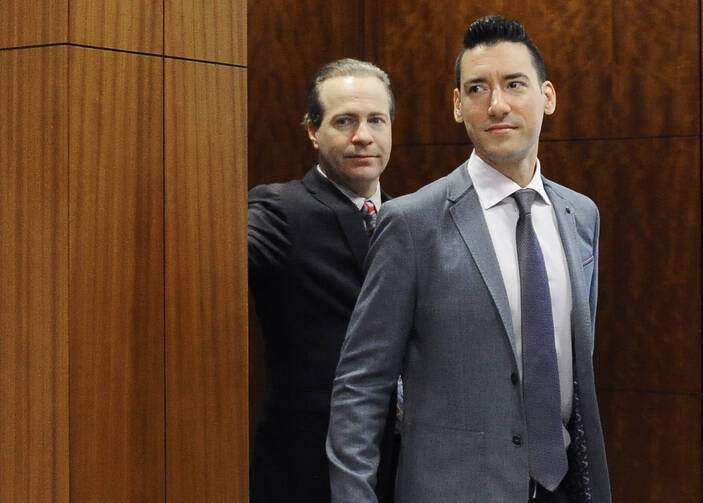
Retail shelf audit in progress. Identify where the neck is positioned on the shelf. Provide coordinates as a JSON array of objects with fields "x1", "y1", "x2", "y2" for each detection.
[
  {"x1": 353, "y1": 183, "x2": 377, "y2": 199},
  {"x1": 318, "y1": 167, "x2": 378, "y2": 199},
  {"x1": 476, "y1": 153, "x2": 537, "y2": 188},
  {"x1": 496, "y1": 161, "x2": 536, "y2": 188},
  {"x1": 337, "y1": 178, "x2": 377, "y2": 199}
]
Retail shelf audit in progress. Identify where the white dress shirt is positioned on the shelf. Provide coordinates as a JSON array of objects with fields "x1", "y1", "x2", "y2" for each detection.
[{"x1": 467, "y1": 152, "x2": 573, "y2": 443}]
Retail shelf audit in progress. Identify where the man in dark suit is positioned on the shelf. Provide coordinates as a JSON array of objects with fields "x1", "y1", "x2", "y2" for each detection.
[
  {"x1": 248, "y1": 58, "x2": 397, "y2": 502},
  {"x1": 327, "y1": 16, "x2": 611, "y2": 503}
]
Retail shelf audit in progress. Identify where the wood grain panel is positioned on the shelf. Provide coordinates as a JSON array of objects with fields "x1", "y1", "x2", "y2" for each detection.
[
  {"x1": 606, "y1": 0, "x2": 699, "y2": 137},
  {"x1": 598, "y1": 390, "x2": 700, "y2": 502},
  {"x1": 165, "y1": 59, "x2": 248, "y2": 502},
  {"x1": 532, "y1": 0, "x2": 698, "y2": 140},
  {"x1": 247, "y1": 0, "x2": 364, "y2": 188},
  {"x1": 69, "y1": 47, "x2": 165, "y2": 502},
  {"x1": 382, "y1": 143, "x2": 471, "y2": 197},
  {"x1": 539, "y1": 137, "x2": 701, "y2": 394},
  {"x1": 0, "y1": 46, "x2": 69, "y2": 503},
  {"x1": 165, "y1": 0, "x2": 246, "y2": 64},
  {"x1": 70, "y1": 0, "x2": 163, "y2": 54},
  {"x1": 365, "y1": 0, "x2": 699, "y2": 145},
  {"x1": 0, "y1": 0, "x2": 68, "y2": 48}
]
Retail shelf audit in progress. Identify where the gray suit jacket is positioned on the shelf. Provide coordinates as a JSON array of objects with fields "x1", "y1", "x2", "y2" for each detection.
[{"x1": 327, "y1": 162, "x2": 611, "y2": 503}]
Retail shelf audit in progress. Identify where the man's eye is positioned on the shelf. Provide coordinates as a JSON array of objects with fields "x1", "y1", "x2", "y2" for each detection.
[
  {"x1": 468, "y1": 85, "x2": 482, "y2": 93},
  {"x1": 508, "y1": 81, "x2": 524, "y2": 89},
  {"x1": 335, "y1": 117, "x2": 351, "y2": 126}
]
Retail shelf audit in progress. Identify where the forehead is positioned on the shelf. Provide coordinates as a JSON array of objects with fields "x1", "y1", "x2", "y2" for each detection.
[
  {"x1": 318, "y1": 75, "x2": 390, "y2": 115},
  {"x1": 459, "y1": 41, "x2": 537, "y2": 83}
]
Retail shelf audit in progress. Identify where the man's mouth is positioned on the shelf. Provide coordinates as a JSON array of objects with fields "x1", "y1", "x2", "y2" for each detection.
[{"x1": 485, "y1": 123, "x2": 517, "y2": 133}]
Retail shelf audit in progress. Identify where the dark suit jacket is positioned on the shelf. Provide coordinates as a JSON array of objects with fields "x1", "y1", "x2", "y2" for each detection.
[
  {"x1": 248, "y1": 167, "x2": 396, "y2": 503},
  {"x1": 327, "y1": 162, "x2": 611, "y2": 503}
]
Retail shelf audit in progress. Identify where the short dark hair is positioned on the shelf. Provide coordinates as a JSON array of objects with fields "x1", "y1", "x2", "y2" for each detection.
[
  {"x1": 454, "y1": 16, "x2": 546, "y2": 89},
  {"x1": 303, "y1": 58, "x2": 395, "y2": 128}
]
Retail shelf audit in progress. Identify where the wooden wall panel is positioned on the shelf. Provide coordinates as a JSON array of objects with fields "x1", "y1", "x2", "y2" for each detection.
[
  {"x1": 69, "y1": 48, "x2": 165, "y2": 502},
  {"x1": 365, "y1": 0, "x2": 699, "y2": 145},
  {"x1": 540, "y1": 137, "x2": 701, "y2": 393},
  {"x1": 165, "y1": 59, "x2": 248, "y2": 502},
  {"x1": 598, "y1": 390, "x2": 701, "y2": 502},
  {"x1": 0, "y1": 46, "x2": 69, "y2": 503},
  {"x1": 69, "y1": 0, "x2": 163, "y2": 54},
  {"x1": 604, "y1": 1, "x2": 699, "y2": 137},
  {"x1": 247, "y1": 0, "x2": 364, "y2": 188},
  {"x1": 165, "y1": 0, "x2": 246, "y2": 65},
  {"x1": 0, "y1": 0, "x2": 68, "y2": 48},
  {"x1": 383, "y1": 144, "x2": 470, "y2": 197}
]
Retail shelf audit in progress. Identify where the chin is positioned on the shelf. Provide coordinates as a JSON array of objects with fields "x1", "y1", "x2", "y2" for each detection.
[
  {"x1": 482, "y1": 145, "x2": 529, "y2": 163},
  {"x1": 345, "y1": 164, "x2": 382, "y2": 176}
]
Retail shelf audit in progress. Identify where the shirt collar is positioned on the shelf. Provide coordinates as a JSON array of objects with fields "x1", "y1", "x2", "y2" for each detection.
[
  {"x1": 316, "y1": 165, "x2": 382, "y2": 210},
  {"x1": 466, "y1": 151, "x2": 551, "y2": 210}
]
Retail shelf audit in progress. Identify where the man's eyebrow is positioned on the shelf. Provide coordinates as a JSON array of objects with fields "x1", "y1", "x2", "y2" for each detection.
[
  {"x1": 504, "y1": 72, "x2": 530, "y2": 80},
  {"x1": 463, "y1": 72, "x2": 531, "y2": 86}
]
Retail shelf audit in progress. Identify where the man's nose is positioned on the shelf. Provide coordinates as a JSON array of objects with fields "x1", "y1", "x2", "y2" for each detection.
[
  {"x1": 488, "y1": 88, "x2": 510, "y2": 117},
  {"x1": 352, "y1": 122, "x2": 373, "y2": 144}
]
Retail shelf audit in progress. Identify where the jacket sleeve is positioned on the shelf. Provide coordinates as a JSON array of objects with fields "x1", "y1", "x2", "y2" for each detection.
[
  {"x1": 248, "y1": 184, "x2": 291, "y2": 278},
  {"x1": 326, "y1": 200, "x2": 416, "y2": 503}
]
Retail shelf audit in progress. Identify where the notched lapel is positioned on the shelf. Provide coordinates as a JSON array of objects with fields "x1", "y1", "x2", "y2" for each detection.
[
  {"x1": 302, "y1": 169, "x2": 369, "y2": 272},
  {"x1": 446, "y1": 166, "x2": 517, "y2": 358}
]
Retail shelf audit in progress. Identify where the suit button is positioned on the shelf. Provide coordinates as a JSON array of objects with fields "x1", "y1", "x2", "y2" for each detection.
[
  {"x1": 512, "y1": 435, "x2": 522, "y2": 446},
  {"x1": 511, "y1": 372, "x2": 519, "y2": 385}
]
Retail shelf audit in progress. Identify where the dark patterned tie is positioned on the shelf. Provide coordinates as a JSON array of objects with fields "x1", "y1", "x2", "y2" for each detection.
[
  {"x1": 513, "y1": 189, "x2": 568, "y2": 492},
  {"x1": 360, "y1": 200, "x2": 377, "y2": 237}
]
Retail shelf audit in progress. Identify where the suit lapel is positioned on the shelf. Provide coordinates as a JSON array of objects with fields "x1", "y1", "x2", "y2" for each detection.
[
  {"x1": 544, "y1": 182, "x2": 593, "y2": 358},
  {"x1": 446, "y1": 165, "x2": 517, "y2": 357},
  {"x1": 302, "y1": 168, "x2": 369, "y2": 272}
]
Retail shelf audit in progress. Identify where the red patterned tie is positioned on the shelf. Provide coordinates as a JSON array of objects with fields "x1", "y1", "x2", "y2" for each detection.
[{"x1": 360, "y1": 200, "x2": 377, "y2": 237}]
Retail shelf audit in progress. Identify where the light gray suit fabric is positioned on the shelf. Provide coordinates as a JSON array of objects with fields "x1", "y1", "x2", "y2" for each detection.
[{"x1": 326, "y1": 162, "x2": 611, "y2": 503}]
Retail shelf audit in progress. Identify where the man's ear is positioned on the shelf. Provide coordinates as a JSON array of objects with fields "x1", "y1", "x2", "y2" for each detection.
[
  {"x1": 306, "y1": 121, "x2": 319, "y2": 149},
  {"x1": 453, "y1": 88, "x2": 463, "y2": 123},
  {"x1": 542, "y1": 80, "x2": 556, "y2": 116}
]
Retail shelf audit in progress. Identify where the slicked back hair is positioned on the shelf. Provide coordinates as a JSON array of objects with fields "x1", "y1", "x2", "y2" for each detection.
[
  {"x1": 454, "y1": 15, "x2": 546, "y2": 89},
  {"x1": 303, "y1": 58, "x2": 395, "y2": 128}
]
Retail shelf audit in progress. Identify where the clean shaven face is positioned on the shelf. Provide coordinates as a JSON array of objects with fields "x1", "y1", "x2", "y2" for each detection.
[
  {"x1": 453, "y1": 41, "x2": 556, "y2": 174},
  {"x1": 308, "y1": 75, "x2": 392, "y2": 198}
]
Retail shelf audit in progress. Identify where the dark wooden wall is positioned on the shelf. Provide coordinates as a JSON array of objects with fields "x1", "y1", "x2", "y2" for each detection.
[
  {"x1": 1, "y1": 1, "x2": 248, "y2": 501},
  {"x1": 248, "y1": 1, "x2": 702, "y2": 501}
]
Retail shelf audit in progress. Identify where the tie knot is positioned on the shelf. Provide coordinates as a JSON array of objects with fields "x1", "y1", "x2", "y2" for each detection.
[
  {"x1": 512, "y1": 189, "x2": 537, "y2": 216},
  {"x1": 361, "y1": 200, "x2": 376, "y2": 216}
]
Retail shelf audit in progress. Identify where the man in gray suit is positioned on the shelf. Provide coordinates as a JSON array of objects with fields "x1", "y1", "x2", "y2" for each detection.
[{"x1": 326, "y1": 16, "x2": 611, "y2": 503}]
